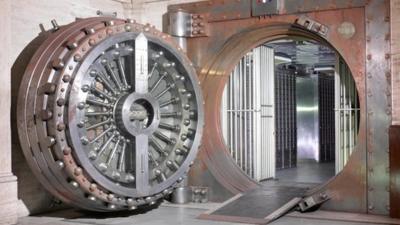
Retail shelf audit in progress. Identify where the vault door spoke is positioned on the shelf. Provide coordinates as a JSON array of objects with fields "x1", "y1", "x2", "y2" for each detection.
[{"x1": 134, "y1": 33, "x2": 150, "y2": 195}]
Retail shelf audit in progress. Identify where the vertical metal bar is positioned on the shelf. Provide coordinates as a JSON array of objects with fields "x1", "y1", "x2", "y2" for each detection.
[
  {"x1": 239, "y1": 58, "x2": 243, "y2": 168},
  {"x1": 253, "y1": 49, "x2": 257, "y2": 178},
  {"x1": 221, "y1": 80, "x2": 227, "y2": 145},
  {"x1": 234, "y1": 62, "x2": 239, "y2": 165},
  {"x1": 244, "y1": 54, "x2": 248, "y2": 174},
  {"x1": 335, "y1": 56, "x2": 341, "y2": 173},
  {"x1": 229, "y1": 69, "x2": 233, "y2": 157}
]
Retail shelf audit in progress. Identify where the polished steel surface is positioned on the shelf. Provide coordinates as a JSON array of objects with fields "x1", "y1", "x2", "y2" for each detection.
[
  {"x1": 296, "y1": 75, "x2": 319, "y2": 161},
  {"x1": 17, "y1": 17, "x2": 203, "y2": 211}
]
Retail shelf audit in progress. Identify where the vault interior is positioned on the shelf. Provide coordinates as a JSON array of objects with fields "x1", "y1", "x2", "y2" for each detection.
[{"x1": 219, "y1": 36, "x2": 360, "y2": 187}]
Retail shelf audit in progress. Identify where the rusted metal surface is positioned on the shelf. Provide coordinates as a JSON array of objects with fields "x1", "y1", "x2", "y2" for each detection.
[
  {"x1": 164, "y1": 0, "x2": 400, "y2": 215},
  {"x1": 365, "y1": 0, "x2": 391, "y2": 215},
  {"x1": 186, "y1": 8, "x2": 368, "y2": 213},
  {"x1": 168, "y1": 0, "x2": 367, "y2": 22},
  {"x1": 390, "y1": 125, "x2": 400, "y2": 218},
  {"x1": 168, "y1": 0, "x2": 251, "y2": 22}
]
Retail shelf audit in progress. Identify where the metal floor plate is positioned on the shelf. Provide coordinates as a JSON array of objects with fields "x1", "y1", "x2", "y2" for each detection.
[{"x1": 198, "y1": 182, "x2": 312, "y2": 224}]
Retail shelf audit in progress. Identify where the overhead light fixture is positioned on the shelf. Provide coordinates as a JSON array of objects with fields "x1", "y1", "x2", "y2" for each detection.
[
  {"x1": 274, "y1": 55, "x2": 292, "y2": 63},
  {"x1": 313, "y1": 66, "x2": 335, "y2": 72}
]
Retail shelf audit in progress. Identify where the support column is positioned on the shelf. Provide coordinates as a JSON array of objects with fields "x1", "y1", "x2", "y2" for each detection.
[
  {"x1": 0, "y1": 0, "x2": 18, "y2": 224},
  {"x1": 391, "y1": 0, "x2": 400, "y2": 218}
]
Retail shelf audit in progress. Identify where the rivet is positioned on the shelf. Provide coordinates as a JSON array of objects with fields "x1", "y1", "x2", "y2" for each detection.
[
  {"x1": 385, "y1": 54, "x2": 390, "y2": 59},
  {"x1": 88, "y1": 195, "x2": 96, "y2": 201},
  {"x1": 106, "y1": 20, "x2": 115, "y2": 26},
  {"x1": 57, "y1": 123, "x2": 66, "y2": 131},
  {"x1": 107, "y1": 193, "x2": 115, "y2": 201},
  {"x1": 89, "y1": 183, "x2": 97, "y2": 192},
  {"x1": 106, "y1": 28, "x2": 113, "y2": 35},
  {"x1": 52, "y1": 59, "x2": 65, "y2": 70},
  {"x1": 70, "y1": 181, "x2": 79, "y2": 188},
  {"x1": 41, "y1": 110, "x2": 53, "y2": 120},
  {"x1": 57, "y1": 98, "x2": 66, "y2": 106},
  {"x1": 181, "y1": 134, "x2": 188, "y2": 141},
  {"x1": 184, "y1": 104, "x2": 190, "y2": 110},
  {"x1": 42, "y1": 83, "x2": 57, "y2": 94},
  {"x1": 99, "y1": 163, "x2": 108, "y2": 171},
  {"x1": 63, "y1": 147, "x2": 72, "y2": 155},
  {"x1": 108, "y1": 204, "x2": 116, "y2": 209},
  {"x1": 56, "y1": 160, "x2": 64, "y2": 169},
  {"x1": 183, "y1": 119, "x2": 190, "y2": 126},
  {"x1": 88, "y1": 39, "x2": 96, "y2": 46},
  {"x1": 125, "y1": 25, "x2": 131, "y2": 31},
  {"x1": 367, "y1": 54, "x2": 372, "y2": 60},
  {"x1": 89, "y1": 70, "x2": 97, "y2": 77},
  {"x1": 77, "y1": 121, "x2": 85, "y2": 128},
  {"x1": 127, "y1": 198, "x2": 134, "y2": 206},
  {"x1": 85, "y1": 28, "x2": 95, "y2": 34},
  {"x1": 74, "y1": 167, "x2": 83, "y2": 176},
  {"x1": 67, "y1": 41, "x2": 78, "y2": 50},
  {"x1": 81, "y1": 137, "x2": 89, "y2": 145},
  {"x1": 62, "y1": 74, "x2": 71, "y2": 83},
  {"x1": 81, "y1": 85, "x2": 90, "y2": 92},
  {"x1": 77, "y1": 102, "x2": 85, "y2": 109},
  {"x1": 74, "y1": 54, "x2": 82, "y2": 62},
  {"x1": 88, "y1": 151, "x2": 97, "y2": 160}
]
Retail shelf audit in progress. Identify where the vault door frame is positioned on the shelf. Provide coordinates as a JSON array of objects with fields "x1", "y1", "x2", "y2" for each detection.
[{"x1": 168, "y1": 0, "x2": 391, "y2": 215}]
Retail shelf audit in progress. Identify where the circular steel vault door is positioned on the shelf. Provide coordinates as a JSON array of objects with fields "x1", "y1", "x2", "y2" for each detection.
[{"x1": 17, "y1": 17, "x2": 203, "y2": 211}]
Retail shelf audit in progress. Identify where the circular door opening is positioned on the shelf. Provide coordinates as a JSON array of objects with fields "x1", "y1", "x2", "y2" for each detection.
[{"x1": 220, "y1": 36, "x2": 360, "y2": 186}]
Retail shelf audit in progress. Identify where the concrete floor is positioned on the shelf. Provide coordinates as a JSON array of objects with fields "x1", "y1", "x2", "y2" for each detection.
[
  {"x1": 16, "y1": 160, "x2": 347, "y2": 225},
  {"x1": 275, "y1": 159, "x2": 335, "y2": 184},
  {"x1": 17, "y1": 203, "x2": 381, "y2": 225}
]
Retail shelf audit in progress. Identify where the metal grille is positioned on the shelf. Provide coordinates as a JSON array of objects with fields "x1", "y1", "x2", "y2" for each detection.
[
  {"x1": 319, "y1": 74, "x2": 335, "y2": 162},
  {"x1": 335, "y1": 59, "x2": 360, "y2": 173},
  {"x1": 221, "y1": 46, "x2": 275, "y2": 181},
  {"x1": 275, "y1": 67, "x2": 297, "y2": 169}
]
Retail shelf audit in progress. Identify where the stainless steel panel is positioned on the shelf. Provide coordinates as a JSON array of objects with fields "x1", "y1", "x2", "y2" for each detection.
[{"x1": 296, "y1": 75, "x2": 319, "y2": 161}]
